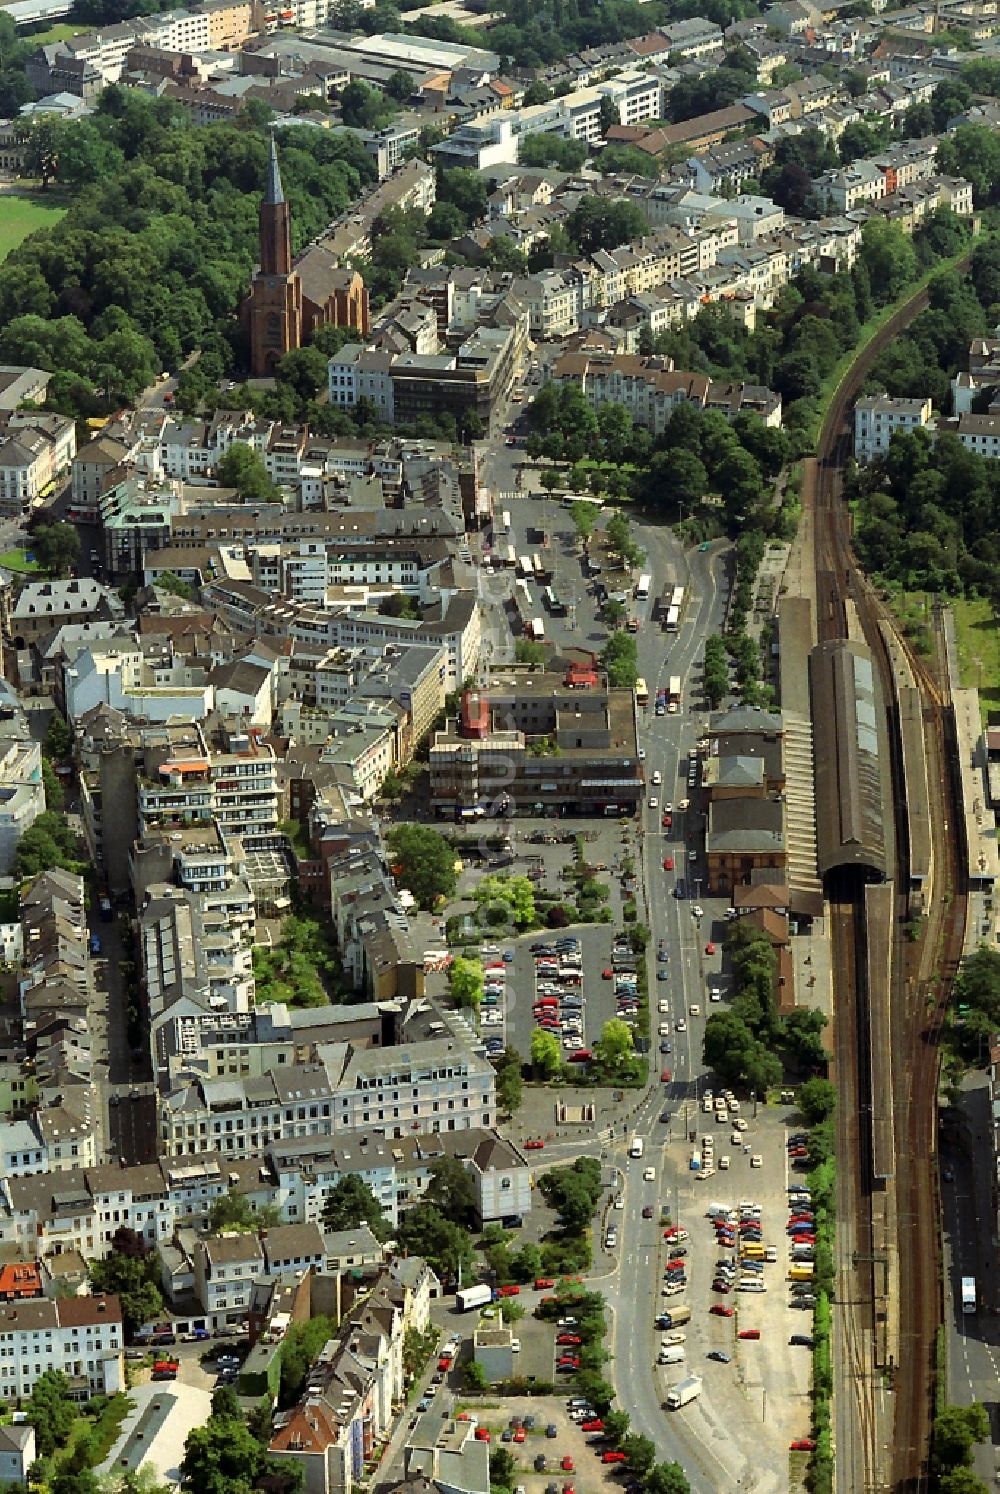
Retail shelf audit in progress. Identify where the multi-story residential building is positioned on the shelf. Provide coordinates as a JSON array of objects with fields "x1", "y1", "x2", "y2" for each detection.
[
  {"x1": 192, "y1": 1232, "x2": 264, "y2": 1320},
  {"x1": 0, "y1": 1295, "x2": 123, "y2": 1400},
  {"x1": 8, "y1": 579, "x2": 124, "y2": 652},
  {"x1": 99, "y1": 474, "x2": 183, "y2": 577},
  {"x1": 137, "y1": 728, "x2": 279, "y2": 851},
  {"x1": 0, "y1": 721, "x2": 45, "y2": 875},
  {"x1": 159, "y1": 1037, "x2": 496, "y2": 1159},
  {"x1": 853, "y1": 394, "x2": 933, "y2": 461},
  {"x1": 814, "y1": 160, "x2": 887, "y2": 211},
  {"x1": 550, "y1": 348, "x2": 781, "y2": 433}
]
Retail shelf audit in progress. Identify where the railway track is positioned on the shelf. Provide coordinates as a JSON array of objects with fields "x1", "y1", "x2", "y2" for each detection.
[{"x1": 805, "y1": 269, "x2": 970, "y2": 1491}]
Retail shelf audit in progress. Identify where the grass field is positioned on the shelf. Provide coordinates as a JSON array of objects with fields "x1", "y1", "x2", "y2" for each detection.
[
  {"x1": 952, "y1": 596, "x2": 1000, "y2": 723},
  {"x1": 0, "y1": 550, "x2": 40, "y2": 575},
  {"x1": 0, "y1": 193, "x2": 67, "y2": 263},
  {"x1": 23, "y1": 20, "x2": 88, "y2": 42}
]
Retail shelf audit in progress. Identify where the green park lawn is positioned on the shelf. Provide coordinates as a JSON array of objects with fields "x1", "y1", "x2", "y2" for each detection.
[{"x1": 0, "y1": 194, "x2": 67, "y2": 263}]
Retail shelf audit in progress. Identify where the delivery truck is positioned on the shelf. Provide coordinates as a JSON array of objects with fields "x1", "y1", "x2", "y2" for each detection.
[
  {"x1": 660, "y1": 1305, "x2": 691, "y2": 1329},
  {"x1": 666, "y1": 1375, "x2": 703, "y2": 1410},
  {"x1": 456, "y1": 1283, "x2": 493, "y2": 1312}
]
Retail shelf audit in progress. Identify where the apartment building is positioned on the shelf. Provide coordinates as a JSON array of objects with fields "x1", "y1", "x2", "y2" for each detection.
[
  {"x1": 159, "y1": 1038, "x2": 496, "y2": 1159},
  {"x1": 0, "y1": 721, "x2": 45, "y2": 875},
  {"x1": 0, "y1": 416, "x2": 76, "y2": 516},
  {"x1": 137, "y1": 729, "x2": 279, "y2": 850},
  {"x1": 0, "y1": 1296, "x2": 123, "y2": 1400},
  {"x1": 551, "y1": 348, "x2": 781, "y2": 433},
  {"x1": 854, "y1": 394, "x2": 933, "y2": 461},
  {"x1": 193, "y1": 1232, "x2": 264, "y2": 1320}
]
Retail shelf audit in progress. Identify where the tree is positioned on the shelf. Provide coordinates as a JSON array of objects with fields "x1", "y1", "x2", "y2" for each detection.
[
  {"x1": 89, "y1": 1234, "x2": 163, "y2": 1337},
  {"x1": 494, "y1": 1046, "x2": 524, "y2": 1114},
  {"x1": 932, "y1": 1404, "x2": 990, "y2": 1473},
  {"x1": 386, "y1": 824, "x2": 457, "y2": 909},
  {"x1": 425, "y1": 1156, "x2": 478, "y2": 1227},
  {"x1": 30, "y1": 521, "x2": 80, "y2": 577},
  {"x1": 645, "y1": 1463, "x2": 691, "y2": 1494},
  {"x1": 321, "y1": 1176, "x2": 391, "y2": 1240},
  {"x1": 593, "y1": 1017, "x2": 634, "y2": 1069},
  {"x1": 43, "y1": 712, "x2": 72, "y2": 760},
  {"x1": 623, "y1": 1434, "x2": 656, "y2": 1476},
  {"x1": 565, "y1": 196, "x2": 649, "y2": 255},
  {"x1": 27, "y1": 1371, "x2": 77, "y2": 1456},
  {"x1": 216, "y1": 442, "x2": 280, "y2": 501},
  {"x1": 515, "y1": 639, "x2": 546, "y2": 664},
  {"x1": 396, "y1": 1202, "x2": 475, "y2": 1280},
  {"x1": 210, "y1": 1385, "x2": 241, "y2": 1421},
  {"x1": 154, "y1": 570, "x2": 194, "y2": 600},
  {"x1": 450, "y1": 955, "x2": 484, "y2": 1009},
  {"x1": 601, "y1": 631, "x2": 638, "y2": 688},
  {"x1": 474, "y1": 874, "x2": 536, "y2": 930},
  {"x1": 180, "y1": 1415, "x2": 266, "y2": 1494},
  {"x1": 938, "y1": 1471, "x2": 990, "y2": 1494},
  {"x1": 208, "y1": 1187, "x2": 280, "y2": 1234},
  {"x1": 489, "y1": 1449, "x2": 517, "y2": 1489},
  {"x1": 465, "y1": 1360, "x2": 490, "y2": 1392},
  {"x1": 603, "y1": 1410, "x2": 630, "y2": 1446},
  {"x1": 537, "y1": 1157, "x2": 603, "y2": 1234},
  {"x1": 797, "y1": 1077, "x2": 837, "y2": 1125},
  {"x1": 531, "y1": 1026, "x2": 562, "y2": 1079},
  {"x1": 276, "y1": 346, "x2": 329, "y2": 403},
  {"x1": 570, "y1": 500, "x2": 598, "y2": 545},
  {"x1": 15, "y1": 812, "x2": 82, "y2": 877}
]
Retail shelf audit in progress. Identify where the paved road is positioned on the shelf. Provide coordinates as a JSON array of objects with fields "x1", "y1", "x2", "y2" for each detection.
[{"x1": 941, "y1": 1075, "x2": 1000, "y2": 1488}]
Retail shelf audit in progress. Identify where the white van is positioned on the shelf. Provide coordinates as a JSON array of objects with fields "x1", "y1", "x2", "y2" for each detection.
[
  {"x1": 629, "y1": 1136, "x2": 644, "y2": 1159},
  {"x1": 659, "y1": 1346, "x2": 686, "y2": 1365}
]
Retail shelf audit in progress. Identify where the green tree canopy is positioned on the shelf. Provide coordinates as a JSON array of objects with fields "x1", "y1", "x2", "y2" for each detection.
[
  {"x1": 530, "y1": 1026, "x2": 562, "y2": 1079},
  {"x1": 450, "y1": 955, "x2": 484, "y2": 1009},
  {"x1": 386, "y1": 823, "x2": 457, "y2": 909},
  {"x1": 321, "y1": 1176, "x2": 391, "y2": 1240},
  {"x1": 216, "y1": 442, "x2": 280, "y2": 501},
  {"x1": 89, "y1": 1229, "x2": 163, "y2": 1337}
]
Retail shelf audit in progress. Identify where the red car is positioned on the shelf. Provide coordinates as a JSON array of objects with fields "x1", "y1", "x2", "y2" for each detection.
[
  {"x1": 535, "y1": 1278, "x2": 555, "y2": 1290},
  {"x1": 705, "y1": 942, "x2": 716, "y2": 955},
  {"x1": 790, "y1": 1439, "x2": 816, "y2": 1452},
  {"x1": 602, "y1": 969, "x2": 613, "y2": 979},
  {"x1": 557, "y1": 1356, "x2": 581, "y2": 1368},
  {"x1": 497, "y1": 1285, "x2": 520, "y2": 1298},
  {"x1": 661, "y1": 813, "x2": 671, "y2": 828},
  {"x1": 524, "y1": 1139, "x2": 544, "y2": 1150},
  {"x1": 557, "y1": 1333, "x2": 582, "y2": 1345},
  {"x1": 561, "y1": 1457, "x2": 575, "y2": 1472},
  {"x1": 602, "y1": 1452, "x2": 627, "y2": 1465},
  {"x1": 738, "y1": 1329, "x2": 761, "y2": 1340},
  {"x1": 582, "y1": 1419, "x2": 604, "y2": 1433},
  {"x1": 437, "y1": 1356, "x2": 452, "y2": 1371},
  {"x1": 475, "y1": 1429, "x2": 490, "y2": 1443},
  {"x1": 568, "y1": 1049, "x2": 592, "y2": 1062},
  {"x1": 514, "y1": 1429, "x2": 526, "y2": 1444},
  {"x1": 662, "y1": 1068, "x2": 672, "y2": 1082},
  {"x1": 663, "y1": 856, "x2": 674, "y2": 870},
  {"x1": 710, "y1": 1304, "x2": 735, "y2": 1317}
]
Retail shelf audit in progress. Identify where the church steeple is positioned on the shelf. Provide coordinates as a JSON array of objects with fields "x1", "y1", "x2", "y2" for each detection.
[
  {"x1": 259, "y1": 133, "x2": 292, "y2": 279},
  {"x1": 265, "y1": 131, "x2": 284, "y2": 206}
]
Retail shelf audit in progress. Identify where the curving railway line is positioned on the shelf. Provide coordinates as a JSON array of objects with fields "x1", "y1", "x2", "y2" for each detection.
[{"x1": 804, "y1": 274, "x2": 970, "y2": 1491}]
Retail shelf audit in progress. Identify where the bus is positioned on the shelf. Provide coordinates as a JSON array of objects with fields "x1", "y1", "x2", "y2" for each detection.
[
  {"x1": 529, "y1": 617, "x2": 545, "y2": 641},
  {"x1": 961, "y1": 1276, "x2": 977, "y2": 1314},
  {"x1": 636, "y1": 677, "x2": 649, "y2": 707},
  {"x1": 668, "y1": 676, "x2": 681, "y2": 712},
  {"x1": 665, "y1": 605, "x2": 680, "y2": 632},
  {"x1": 501, "y1": 509, "x2": 511, "y2": 532},
  {"x1": 505, "y1": 544, "x2": 517, "y2": 569},
  {"x1": 636, "y1": 573, "x2": 652, "y2": 600},
  {"x1": 533, "y1": 553, "x2": 553, "y2": 583},
  {"x1": 543, "y1": 587, "x2": 567, "y2": 616},
  {"x1": 519, "y1": 556, "x2": 534, "y2": 581},
  {"x1": 670, "y1": 586, "x2": 685, "y2": 610}
]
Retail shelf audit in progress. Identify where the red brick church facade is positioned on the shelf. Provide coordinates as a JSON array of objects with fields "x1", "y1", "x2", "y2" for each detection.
[{"x1": 243, "y1": 136, "x2": 370, "y2": 377}]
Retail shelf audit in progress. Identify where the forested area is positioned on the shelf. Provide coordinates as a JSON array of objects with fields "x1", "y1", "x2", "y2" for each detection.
[{"x1": 0, "y1": 92, "x2": 375, "y2": 414}]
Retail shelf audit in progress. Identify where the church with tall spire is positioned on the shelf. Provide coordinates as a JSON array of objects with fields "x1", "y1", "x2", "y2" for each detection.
[
  {"x1": 243, "y1": 136, "x2": 370, "y2": 379},
  {"x1": 245, "y1": 135, "x2": 303, "y2": 377}
]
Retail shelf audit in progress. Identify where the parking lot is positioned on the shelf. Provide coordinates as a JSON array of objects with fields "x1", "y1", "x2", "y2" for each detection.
[
  {"x1": 457, "y1": 1395, "x2": 638, "y2": 1494},
  {"x1": 653, "y1": 1101, "x2": 814, "y2": 1455}
]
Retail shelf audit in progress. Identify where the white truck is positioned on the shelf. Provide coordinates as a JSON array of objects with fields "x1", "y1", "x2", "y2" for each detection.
[
  {"x1": 629, "y1": 1135, "x2": 644, "y2": 1159},
  {"x1": 666, "y1": 1375, "x2": 703, "y2": 1410},
  {"x1": 455, "y1": 1283, "x2": 492, "y2": 1312},
  {"x1": 658, "y1": 1346, "x2": 686, "y2": 1365}
]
